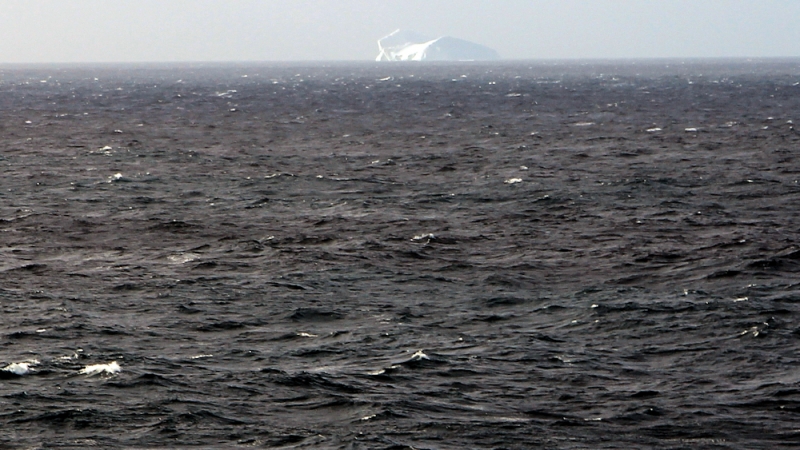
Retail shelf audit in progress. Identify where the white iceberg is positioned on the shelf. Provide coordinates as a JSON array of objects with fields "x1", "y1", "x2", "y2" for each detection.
[{"x1": 376, "y1": 30, "x2": 499, "y2": 62}]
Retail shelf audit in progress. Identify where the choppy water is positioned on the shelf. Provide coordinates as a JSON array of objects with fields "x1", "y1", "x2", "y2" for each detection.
[{"x1": 1, "y1": 60, "x2": 800, "y2": 449}]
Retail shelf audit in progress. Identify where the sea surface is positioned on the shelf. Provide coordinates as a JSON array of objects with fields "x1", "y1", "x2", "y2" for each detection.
[{"x1": 1, "y1": 60, "x2": 799, "y2": 449}]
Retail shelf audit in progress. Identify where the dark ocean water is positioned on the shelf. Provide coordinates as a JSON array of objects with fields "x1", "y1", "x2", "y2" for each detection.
[{"x1": 1, "y1": 60, "x2": 799, "y2": 449}]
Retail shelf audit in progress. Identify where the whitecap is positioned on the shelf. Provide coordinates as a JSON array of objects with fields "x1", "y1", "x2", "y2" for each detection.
[
  {"x1": 409, "y1": 350, "x2": 429, "y2": 361},
  {"x1": 80, "y1": 361, "x2": 121, "y2": 376},
  {"x1": 505, "y1": 178, "x2": 523, "y2": 184},
  {"x1": 167, "y1": 252, "x2": 200, "y2": 264},
  {"x1": 741, "y1": 326, "x2": 761, "y2": 337},
  {"x1": 685, "y1": 127, "x2": 699, "y2": 132},
  {"x1": 3, "y1": 360, "x2": 39, "y2": 376},
  {"x1": 411, "y1": 233, "x2": 435, "y2": 241},
  {"x1": 57, "y1": 355, "x2": 77, "y2": 362}
]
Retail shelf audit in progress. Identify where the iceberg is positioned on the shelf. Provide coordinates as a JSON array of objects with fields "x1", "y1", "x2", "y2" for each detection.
[{"x1": 376, "y1": 30, "x2": 499, "y2": 62}]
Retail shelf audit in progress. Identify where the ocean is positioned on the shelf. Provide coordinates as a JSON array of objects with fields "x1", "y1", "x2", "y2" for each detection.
[{"x1": 1, "y1": 60, "x2": 799, "y2": 449}]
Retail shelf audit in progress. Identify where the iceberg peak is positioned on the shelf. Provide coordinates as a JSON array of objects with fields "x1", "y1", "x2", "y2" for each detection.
[{"x1": 377, "y1": 30, "x2": 499, "y2": 62}]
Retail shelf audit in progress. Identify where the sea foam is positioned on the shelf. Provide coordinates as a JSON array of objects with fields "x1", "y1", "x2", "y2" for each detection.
[
  {"x1": 2, "y1": 360, "x2": 39, "y2": 376},
  {"x1": 80, "y1": 361, "x2": 122, "y2": 376}
]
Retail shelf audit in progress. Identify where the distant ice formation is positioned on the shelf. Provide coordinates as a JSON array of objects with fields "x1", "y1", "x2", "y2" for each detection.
[{"x1": 376, "y1": 29, "x2": 499, "y2": 62}]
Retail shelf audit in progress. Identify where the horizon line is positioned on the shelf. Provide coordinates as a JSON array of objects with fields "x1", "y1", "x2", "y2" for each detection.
[{"x1": 2, "y1": 56, "x2": 800, "y2": 67}]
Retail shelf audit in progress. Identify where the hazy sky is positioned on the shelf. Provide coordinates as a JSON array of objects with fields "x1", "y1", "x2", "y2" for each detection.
[{"x1": 1, "y1": 0, "x2": 798, "y2": 63}]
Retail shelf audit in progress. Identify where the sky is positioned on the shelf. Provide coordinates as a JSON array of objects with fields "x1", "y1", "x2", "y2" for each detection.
[{"x1": 0, "y1": 0, "x2": 798, "y2": 63}]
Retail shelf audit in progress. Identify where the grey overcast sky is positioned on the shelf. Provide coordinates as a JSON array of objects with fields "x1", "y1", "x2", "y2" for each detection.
[{"x1": 1, "y1": 0, "x2": 798, "y2": 63}]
